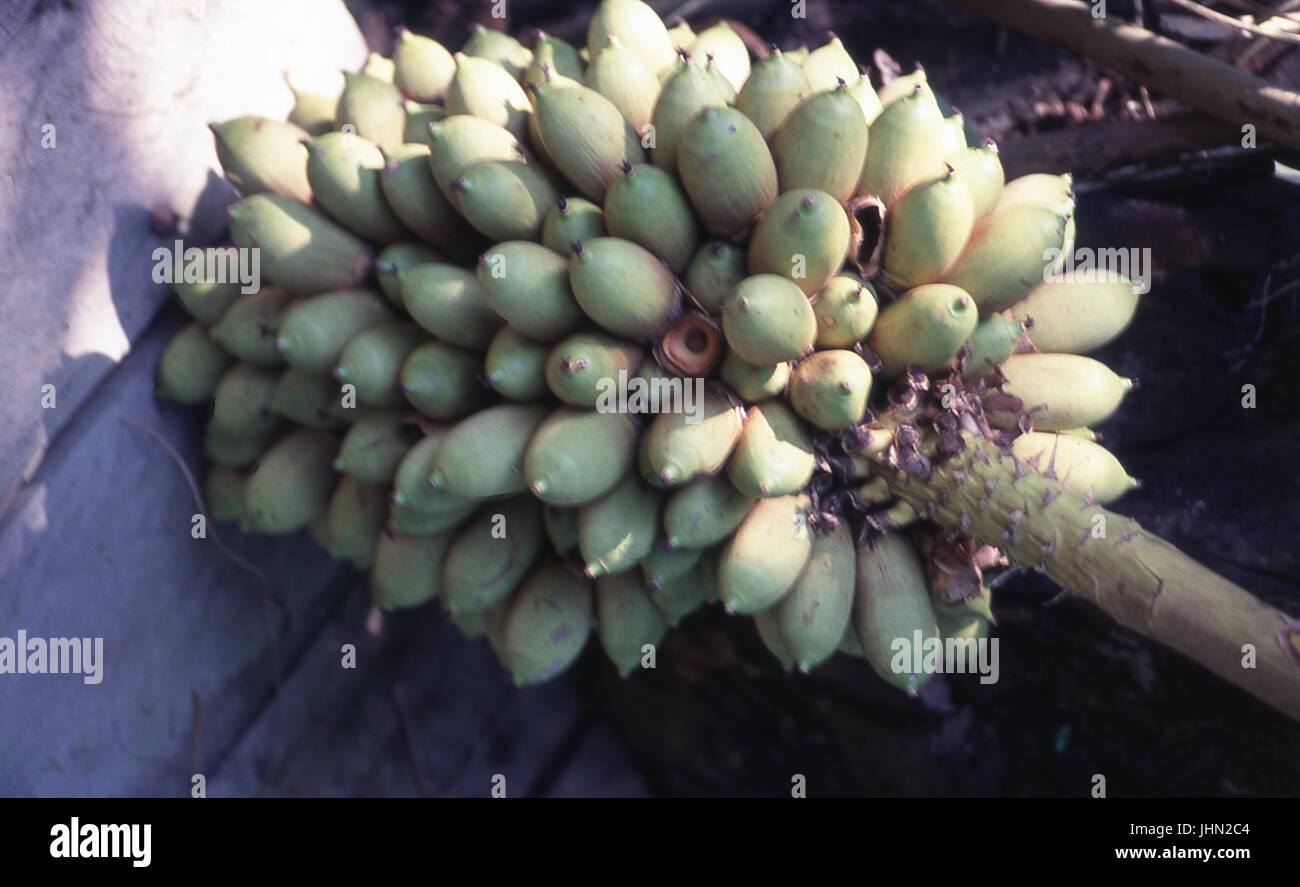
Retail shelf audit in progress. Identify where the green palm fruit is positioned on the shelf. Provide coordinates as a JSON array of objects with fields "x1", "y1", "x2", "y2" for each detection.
[
  {"x1": 402, "y1": 100, "x2": 445, "y2": 145},
  {"x1": 1011, "y1": 278, "x2": 1141, "y2": 354},
  {"x1": 1011, "y1": 431, "x2": 1138, "y2": 504},
  {"x1": 677, "y1": 106, "x2": 778, "y2": 238},
  {"x1": 718, "y1": 493, "x2": 814, "y2": 613},
  {"x1": 533, "y1": 78, "x2": 647, "y2": 202},
  {"x1": 428, "y1": 404, "x2": 550, "y2": 497},
  {"x1": 984, "y1": 353, "x2": 1133, "y2": 431},
  {"x1": 853, "y1": 531, "x2": 940, "y2": 694},
  {"x1": 241, "y1": 429, "x2": 339, "y2": 534},
  {"x1": 227, "y1": 194, "x2": 373, "y2": 295},
  {"x1": 476, "y1": 242, "x2": 584, "y2": 341},
  {"x1": 541, "y1": 197, "x2": 606, "y2": 254},
  {"x1": 666, "y1": 20, "x2": 695, "y2": 52},
  {"x1": 881, "y1": 167, "x2": 976, "y2": 290},
  {"x1": 209, "y1": 286, "x2": 294, "y2": 367},
  {"x1": 747, "y1": 188, "x2": 851, "y2": 297},
  {"x1": 485, "y1": 327, "x2": 552, "y2": 400},
  {"x1": 304, "y1": 131, "x2": 407, "y2": 243},
  {"x1": 752, "y1": 607, "x2": 796, "y2": 669},
  {"x1": 443, "y1": 498, "x2": 546, "y2": 614},
  {"x1": 652, "y1": 558, "x2": 713, "y2": 623},
  {"x1": 868, "y1": 283, "x2": 978, "y2": 377},
  {"x1": 426, "y1": 115, "x2": 532, "y2": 202},
  {"x1": 773, "y1": 524, "x2": 856, "y2": 670},
  {"x1": 577, "y1": 473, "x2": 660, "y2": 577},
  {"x1": 378, "y1": 145, "x2": 477, "y2": 259},
  {"x1": 156, "y1": 322, "x2": 235, "y2": 404},
  {"x1": 875, "y1": 67, "x2": 927, "y2": 106},
  {"x1": 642, "y1": 386, "x2": 745, "y2": 485},
  {"x1": 585, "y1": 35, "x2": 661, "y2": 135},
  {"x1": 449, "y1": 607, "x2": 488, "y2": 638},
  {"x1": 996, "y1": 172, "x2": 1074, "y2": 214},
  {"x1": 450, "y1": 161, "x2": 558, "y2": 242},
  {"x1": 462, "y1": 24, "x2": 533, "y2": 81},
  {"x1": 528, "y1": 32, "x2": 585, "y2": 83},
  {"x1": 393, "y1": 28, "x2": 457, "y2": 102},
  {"x1": 171, "y1": 250, "x2": 244, "y2": 324},
  {"x1": 275, "y1": 288, "x2": 394, "y2": 373},
  {"x1": 205, "y1": 464, "x2": 248, "y2": 523},
  {"x1": 726, "y1": 401, "x2": 815, "y2": 498},
  {"x1": 962, "y1": 313, "x2": 1025, "y2": 379},
  {"x1": 937, "y1": 113, "x2": 969, "y2": 157},
  {"x1": 641, "y1": 544, "x2": 701, "y2": 589},
  {"x1": 649, "y1": 59, "x2": 728, "y2": 171},
  {"x1": 336, "y1": 71, "x2": 406, "y2": 151},
  {"x1": 940, "y1": 204, "x2": 1070, "y2": 314},
  {"x1": 503, "y1": 562, "x2": 594, "y2": 685},
  {"x1": 388, "y1": 500, "x2": 477, "y2": 536},
  {"x1": 335, "y1": 410, "x2": 418, "y2": 483},
  {"x1": 268, "y1": 367, "x2": 350, "y2": 428},
  {"x1": 335, "y1": 322, "x2": 427, "y2": 407},
  {"x1": 735, "y1": 51, "x2": 812, "y2": 141},
  {"x1": 856, "y1": 80, "x2": 946, "y2": 208},
  {"x1": 524, "y1": 64, "x2": 581, "y2": 176},
  {"x1": 371, "y1": 530, "x2": 451, "y2": 610},
  {"x1": 812, "y1": 273, "x2": 878, "y2": 348},
  {"x1": 390, "y1": 430, "x2": 474, "y2": 514},
  {"x1": 287, "y1": 86, "x2": 339, "y2": 136},
  {"x1": 1060, "y1": 426, "x2": 1099, "y2": 440},
  {"x1": 718, "y1": 348, "x2": 791, "y2": 402},
  {"x1": 586, "y1": 0, "x2": 676, "y2": 75},
  {"x1": 802, "y1": 33, "x2": 857, "y2": 92},
  {"x1": 689, "y1": 21, "x2": 750, "y2": 92},
  {"x1": 663, "y1": 472, "x2": 756, "y2": 549},
  {"x1": 545, "y1": 331, "x2": 643, "y2": 406},
  {"x1": 721, "y1": 274, "x2": 817, "y2": 365},
  {"x1": 375, "y1": 241, "x2": 442, "y2": 306},
  {"x1": 543, "y1": 505, "x2": 580, "y2": 554},
  {"x1": 683, "y1": 241, "x2": 746, "y2": 313},
  {"x1": 204, "y1": 426, "x2": 274, "y2": 468},
  {"x1": 596, "y1": 571, "x2": 668, "y2": 675},
  {"x1": 445, "y1": 52, "x2": 532, "y2": 140},
  {"x1": 209, "y1": 363, "x2": 281, "y2": 440},
  {"x1": 362, "y1": 52, "x2": 396, "y2": 82},
  {"x1": 947, "y1": 140, "x2": 1004, "y2": 218},
  {"x1": 771, "y1": 84, "x2": 870, "y2": 203},
  {"x1": 847, "y1": 72, "x2": 883, "y2": 126},
  {"x1": 603, "y1": 162, "x2": 699, "y2": 274},
  {"x1": 568, "y1": 237, "x2": 680, "y2": 339},
  {"x1": 210, "y1": 116, "x2": 313, "y2": 203},
  {"x1": 524, "y1": 409, "x2": 639, "y2": 505},
  {"x1": 325, "y1": 475, "x2": 389, "y2": 568},
  {"x1": 787, "y1": 349, "x2": 873, "y2": 431},
  {"x1": 399, "y1": 340, "x2": 484, "y2": 419},
  {"x1": 700, "y1": 54, "x2": 739, "y2": 103},
  {"x1": 398, "y1": 262, "x2": 502, "y2": 349}
]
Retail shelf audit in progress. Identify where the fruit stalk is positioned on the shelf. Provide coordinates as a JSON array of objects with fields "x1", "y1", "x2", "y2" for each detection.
[{"x1": 867, "y1": 420, "x2": 1300, "y2": 721}]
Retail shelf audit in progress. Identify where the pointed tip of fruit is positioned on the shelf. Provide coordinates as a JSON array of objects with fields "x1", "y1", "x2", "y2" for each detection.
[
  {"x1": 530, "y1": 480, "x2": 548, "y2": 497},
  {"x1": 428, "y1": 472, "x2": 445, "y2": 489}
]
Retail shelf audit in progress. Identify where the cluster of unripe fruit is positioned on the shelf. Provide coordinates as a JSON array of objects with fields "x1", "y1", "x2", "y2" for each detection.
[{"x1": 156, "y1": 0, "x2": 1143, "y2": 689}]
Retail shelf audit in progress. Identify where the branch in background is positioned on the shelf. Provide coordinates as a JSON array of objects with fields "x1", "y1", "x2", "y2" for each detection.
[
  {"x1": 945, "y1": 0, "x2": 1300, "y2": 150},
  {"x1": 998, "y1": 111, "x2": 1241, "y2": 177},
  {"x1": 1160, "y1": 0, "x2": 1300, "y2": 43}
]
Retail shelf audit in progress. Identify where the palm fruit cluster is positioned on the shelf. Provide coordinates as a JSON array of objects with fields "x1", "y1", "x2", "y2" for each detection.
[{"x1": 158, "y1": 0, "x2": 1144, "y2": 691}]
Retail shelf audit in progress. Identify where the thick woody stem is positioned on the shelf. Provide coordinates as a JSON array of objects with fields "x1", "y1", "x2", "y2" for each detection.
[
  {"x1": 946, "y1": 0, "x2": 1300, "y2": 151},
  {"x1": 871, "y1": 428, "x2": 1300, "y2": 722}
]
